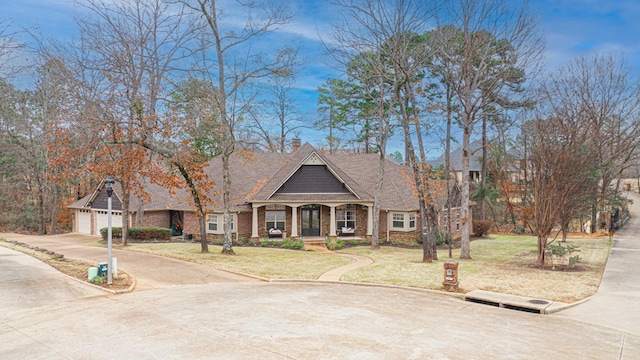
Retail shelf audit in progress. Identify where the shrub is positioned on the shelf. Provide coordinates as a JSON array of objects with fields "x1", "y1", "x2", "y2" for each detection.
[
  {"x1": 472, "y1": 220, "x2": 492, "y2": 237},
  {"x1": 100, "y1": 227, "x2": 122, "y2": 239},
  {"x1": 325, "y1": 238, "x2": 345, "y2": 250},
  {"x1": 100, "y1": 226, "x2": 171, "y2": 241},
  {"x1": 435, "y1": 231, "x2": 452, "y2": 246},
  {"x1": 260, "y1": 238, "x2": 304, "y2": 250}
]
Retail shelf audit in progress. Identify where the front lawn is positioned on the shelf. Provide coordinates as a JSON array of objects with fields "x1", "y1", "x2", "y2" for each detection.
[
  {"x1": 340, "y1": 234, "x2": 610, "y2": 302},
  {"x1": 89, "y1": 234, "x2": 610, "y2": 302},
  {"x1": 120, "y1": 243, "x2": 352, "y2": 279}
]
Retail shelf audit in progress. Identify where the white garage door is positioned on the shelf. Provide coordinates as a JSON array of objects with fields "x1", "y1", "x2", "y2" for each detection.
[
  {"x1": 95, "y1": 210, "x2": 123, "y2": 234},
  {"x1": 77, "y1": 209, "x2": 92, "y2": 234}
]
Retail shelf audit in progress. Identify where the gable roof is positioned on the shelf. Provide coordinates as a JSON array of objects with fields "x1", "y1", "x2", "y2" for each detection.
[
  {"x1": 68, "y1": 178, "x2": 194, "y2": 212},
  {"x1": 249, "y1": 143, "x2": 372, "y2": 203},
  {"x1": 429, "y1": 139, "x2": 484, "y2": 172}
]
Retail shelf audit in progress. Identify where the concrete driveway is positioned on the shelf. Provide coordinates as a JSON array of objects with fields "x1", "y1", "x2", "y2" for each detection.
[
  {"x1": 0, "y1": 233, "x2": 258, "y2": 291},
  {"x1": 2, "y1": 204, "x2": 640, "y2": 359},
  {"x1": 0, "y1": 246, "x2": 105, "y2": 313}
]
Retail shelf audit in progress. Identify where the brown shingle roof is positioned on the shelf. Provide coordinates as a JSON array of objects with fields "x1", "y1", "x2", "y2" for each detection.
[{"x1": 69, "y1": 144, "x2": 431, "y2": 213}]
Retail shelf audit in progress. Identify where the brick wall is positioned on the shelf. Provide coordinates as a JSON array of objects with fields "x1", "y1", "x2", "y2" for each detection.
[
  {"x1": 237, "y1": 211, "x2": 252, "y2": 238},
  {"x1": 134, "y1": 211, "x2": 170, "y2": 228},
  {"x1": 183, "y1": 212, "x2": 200, "y2": 237}
]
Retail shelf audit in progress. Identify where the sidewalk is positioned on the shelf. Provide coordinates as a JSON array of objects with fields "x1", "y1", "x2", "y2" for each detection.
[
  {"x1": 316, "y1": 248, "x2": 373, "y2": 281},
  {"x1": 553, "y1": 191, "x2": 640, "y2": 335}
]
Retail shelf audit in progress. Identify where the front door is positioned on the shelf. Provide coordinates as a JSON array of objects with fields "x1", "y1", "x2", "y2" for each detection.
[{"x1": 301, "y1": 204, "x2": 321, "y2": 237}]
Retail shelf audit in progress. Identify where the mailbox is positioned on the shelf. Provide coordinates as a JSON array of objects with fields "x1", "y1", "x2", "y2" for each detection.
[{"x1": 443, "y1": 261, "x2": 459, "y2": 292}]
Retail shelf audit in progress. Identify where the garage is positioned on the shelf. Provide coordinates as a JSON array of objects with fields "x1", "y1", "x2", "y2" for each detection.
[
  {"x1": 95, "y1": 210, "x2": 123, "y2": 234},
  {"x1": 76, "y1": 209, "x2": 92, "y2": 234}
]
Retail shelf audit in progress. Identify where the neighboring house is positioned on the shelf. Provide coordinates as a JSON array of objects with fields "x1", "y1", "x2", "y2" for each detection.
[
  {"x1": 69, "y1": 142, "x2": 466, "y2": 243},
  {"x1": 429, "y1": 139, "x2": 522, "y2": 184}
]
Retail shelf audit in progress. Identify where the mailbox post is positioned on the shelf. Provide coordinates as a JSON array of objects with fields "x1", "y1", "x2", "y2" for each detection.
[{"x1": 443, "y1": 261, "x2": 459, "y2": 292}]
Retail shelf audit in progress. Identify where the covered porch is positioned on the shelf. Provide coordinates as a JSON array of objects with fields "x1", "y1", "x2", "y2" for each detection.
[{"x1": 250, "y1": 202, "x2": 374, "y2": 240}]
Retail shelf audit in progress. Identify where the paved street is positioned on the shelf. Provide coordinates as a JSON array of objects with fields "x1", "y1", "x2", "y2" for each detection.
[{"x1": 2, "y1": 193, "x2": 640, "y2": 358}]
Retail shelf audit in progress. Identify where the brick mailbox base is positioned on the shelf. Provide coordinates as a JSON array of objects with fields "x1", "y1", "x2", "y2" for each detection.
[{"x1": 443, "y1": 261, "x2": 459, "y2": 292}]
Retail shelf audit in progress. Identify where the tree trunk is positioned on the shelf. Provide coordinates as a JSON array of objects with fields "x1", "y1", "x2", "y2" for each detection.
[
  {"x1": 49, "y1": 185, "x2": 58, "y2": 235},
  {"x1": 445, "y1": 85, "x2": 453, "y2": 258},
  {"x1": 420, "y1": 203, "x2": 432, "y2": 263},
  {"x1": 199, "y1": 215, "x2": 208, "y2": 253},
  {"x1": 371, "y1": 153, "x2": 384, "y2": 249},
  {"x1": 460, "y1": 124, "x2": 472, "y2": 259},
  {"x1": 536, "y1": 235, "x2": 546, "y2": 267},
  {"x1": 38, "y1": 184, "x2": 46, "y2": 235},
  {"x1": 120, "y1": 181, "x2": 130, "y2": 246},
  {"x1": 480, "y1": 114, "x2": 487, "y2": 220},
  {"x1": 221, "y1": 147, "x2": 235, "y2": 255}
]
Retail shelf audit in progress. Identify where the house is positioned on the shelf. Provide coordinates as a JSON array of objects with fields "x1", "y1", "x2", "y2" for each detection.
[
  {"x1": 429, "y1": 139, "x2": 522, "y2": 184},
  {"x1": 69, "y1": 142, "x2": 466, "y2": 243}
]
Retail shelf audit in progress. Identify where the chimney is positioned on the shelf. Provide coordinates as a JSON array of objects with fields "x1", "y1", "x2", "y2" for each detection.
[{"x1": 292, "y1": 138, "x2": 301, "y2": 153}]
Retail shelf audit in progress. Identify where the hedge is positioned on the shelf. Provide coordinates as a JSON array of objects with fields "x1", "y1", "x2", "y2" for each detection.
[{"x1": 99, "y1": 226, "x2": 172, "y2": 241}]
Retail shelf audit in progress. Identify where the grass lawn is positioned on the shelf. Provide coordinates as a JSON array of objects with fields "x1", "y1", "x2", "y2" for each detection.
[
  {"x1": 115, "y1": 242, "x2": 352, "y2": 279},
  {"x1": 339, "y1": 234, "x2": 611, "y2": 303}
]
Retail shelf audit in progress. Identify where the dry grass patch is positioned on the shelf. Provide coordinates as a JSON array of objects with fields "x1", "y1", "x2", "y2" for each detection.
[
  {"x1": 340, "y1": 234, "x2": 610, "y2": 303},
  {"x1": 122, "y1": 243, "x2": 352, "y2": 279}
]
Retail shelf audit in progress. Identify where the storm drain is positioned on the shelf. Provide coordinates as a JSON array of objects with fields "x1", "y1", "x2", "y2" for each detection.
[{"x1": 464, "y1": 291, "x2": 552, "y2": 314}]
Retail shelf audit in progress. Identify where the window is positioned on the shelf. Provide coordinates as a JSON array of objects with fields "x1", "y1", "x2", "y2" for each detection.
[
  {"x1": 337, "y1": 209, "x2": 356, "y2": 229},
  {"x1": 207, "y1": 214, "x2": 218, "y2": 232},
  {"x1": 391, "y1": 212, "x2": 417, "y2": 231},
  {"x1": 456, "y1": 210, "x2": 460, "y2": 230},
  {"x1": 207, "y1": 213, "x2": 236, "y2": 234},
  {"x1": 392, "y1": 213, "x2": 405, "y2": 229},
  {"x1": 266, "y1": 210, "x2": 286, "y2": 230}
]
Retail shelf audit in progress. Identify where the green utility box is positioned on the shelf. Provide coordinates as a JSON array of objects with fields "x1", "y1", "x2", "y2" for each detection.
[{"x1": 98, "y1": 262, "x2": 108, "y2": 277}]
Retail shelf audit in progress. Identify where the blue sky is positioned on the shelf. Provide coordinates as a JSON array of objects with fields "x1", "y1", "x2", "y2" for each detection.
[{"x1": 3, "y1": 0, "x2": 640, "y2": 155}]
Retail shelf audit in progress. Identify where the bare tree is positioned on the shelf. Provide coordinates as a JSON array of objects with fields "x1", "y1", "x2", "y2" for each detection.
[
  {"x1": 433, "y1": 0, "x2": 543, "y2": 259},
  {"x1": 540, "y1": 54, "x2": 640, "y2": 233},
  {"x1": 248, "y1": 76, "x2": 304, "y2": 152},
  {"x1": 181, "y1": 0, "x2": 297, "y2": 254},
  {"x1": 524, "y1": 115, "x2": 598, "y2": 266},
  {"x1": 75, "y1": 0, "x2": 200, "y2": 245},
  {"x1": 327, "y1": 0, "x2": 402, "y2": 249}
]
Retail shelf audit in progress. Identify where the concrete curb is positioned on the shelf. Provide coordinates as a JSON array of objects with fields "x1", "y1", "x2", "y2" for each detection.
[
  {"x1": 269, "y1": 278, "x2": 466, "y2": 299},
  {"x1": 544, "y1": 295, "x2": 594, "y2": 314},
  {"x1": 62, "y1": 269, "x2": 136, "y2": 295},
  {"x1": 0, "y1": 239, "x2": 137, "y2": 296}
]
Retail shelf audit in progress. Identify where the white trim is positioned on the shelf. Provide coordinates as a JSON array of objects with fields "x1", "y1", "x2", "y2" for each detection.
[
  {"x1": 206, "y1": 213, "x2": 237, "y2": 234},
  {"x1": 390, "y1": 211, "x2": 417, "y2": 232}
]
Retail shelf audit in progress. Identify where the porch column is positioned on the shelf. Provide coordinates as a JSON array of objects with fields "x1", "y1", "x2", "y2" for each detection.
[
  {"x1": 328, "y1": 205, "x2": 336, "y2": 237},
  {"x1": 251, "y1": 205, "x2": 259, "y2": 239},
  {"x1": 367, "y1": 205, "x2": 373, "y2": 236},
  {"x1": 291, "y1": 205, "x2": 299, "y2": 237}
]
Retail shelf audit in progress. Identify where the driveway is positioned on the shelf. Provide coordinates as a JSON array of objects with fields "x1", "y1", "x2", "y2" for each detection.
[
  {"x1": 0, "y1": 233, "x2": 258, "y2": 291},
  {"x1": 0, "y1": 246, "x2": 105, "y2": 312}
]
